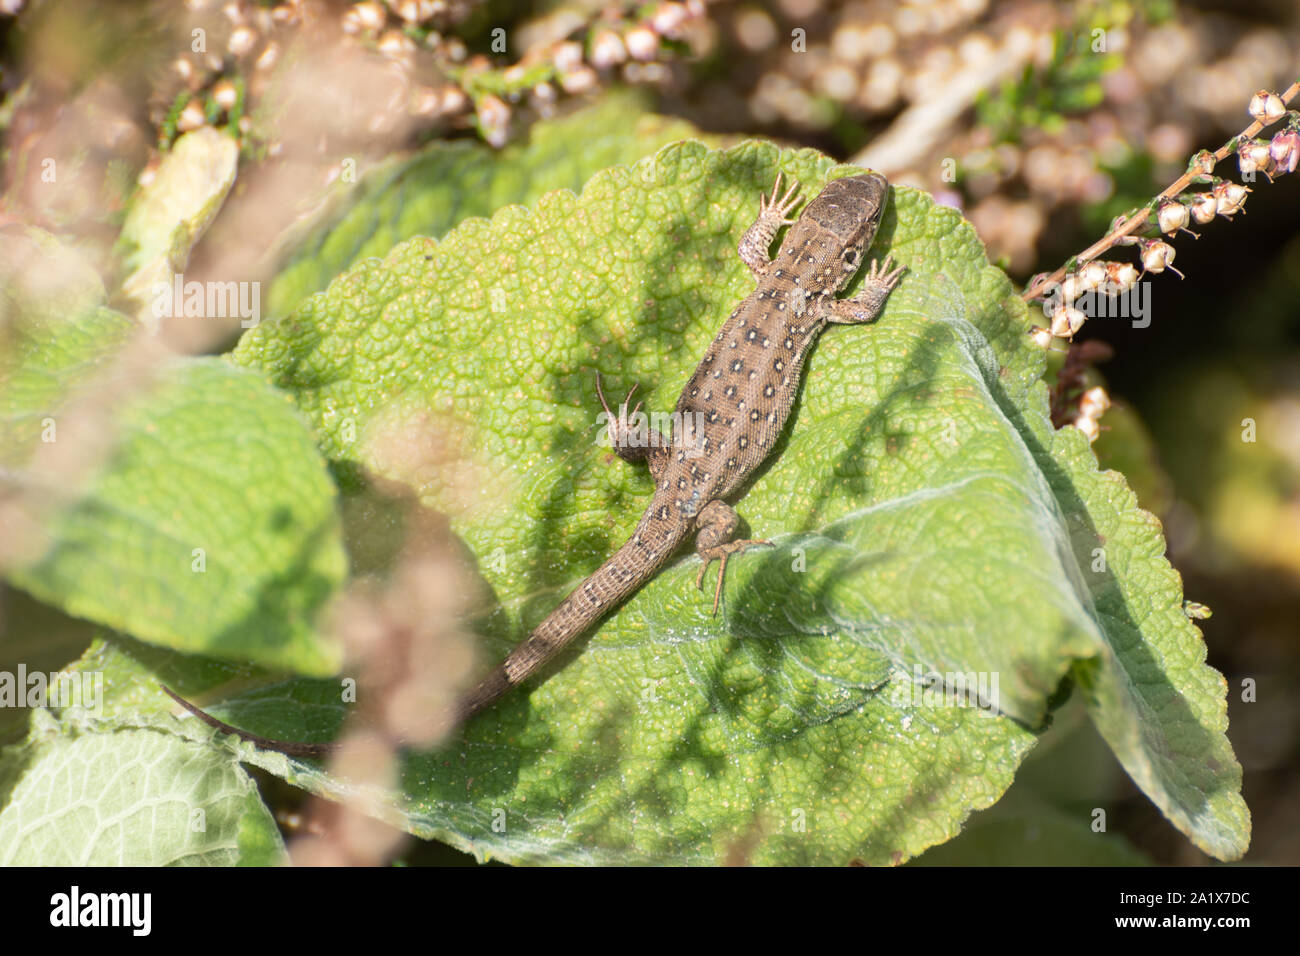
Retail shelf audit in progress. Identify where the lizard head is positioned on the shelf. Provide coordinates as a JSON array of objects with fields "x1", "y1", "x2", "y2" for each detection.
[{"x1": 788, "y1": 172, "x2": 890, "y2": 291}]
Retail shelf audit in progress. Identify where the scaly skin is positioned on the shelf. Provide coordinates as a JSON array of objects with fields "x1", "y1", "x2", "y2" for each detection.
[{"x1": 164, "y1": 172, "x2": 906, "y2": 755}]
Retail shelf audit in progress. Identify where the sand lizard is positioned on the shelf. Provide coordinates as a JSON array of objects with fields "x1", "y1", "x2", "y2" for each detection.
[{"x1": 164, "y1": 171, "x2": 905, "y2": 755}]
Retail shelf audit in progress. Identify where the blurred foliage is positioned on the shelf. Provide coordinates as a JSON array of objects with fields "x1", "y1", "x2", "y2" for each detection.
[{"x1": 977, "y1": 29, "x2": 1118, "y2": 142}]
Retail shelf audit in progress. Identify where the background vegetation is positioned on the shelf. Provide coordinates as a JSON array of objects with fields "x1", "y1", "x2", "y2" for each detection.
[{"x1": 0, "y1": 0, "x2": 1295, "y2": 865}]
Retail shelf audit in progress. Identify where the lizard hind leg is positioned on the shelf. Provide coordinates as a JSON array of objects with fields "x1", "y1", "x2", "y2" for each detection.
[
  {"x1": 694, "y1": 499, "x2": 773, "y2": 615},
  {"x1": 596, "y1": 373, "x2": 671, "y2": 480}
]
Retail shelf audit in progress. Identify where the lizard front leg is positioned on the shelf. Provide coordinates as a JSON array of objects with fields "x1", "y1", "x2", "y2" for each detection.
[
  {"x1": 694, "y1": 499, "x2": 772, "y2": 615},
  {"x1": 596, "y1": 373, "x2": 671, "y2": 481},
  {"x1": 738, "y1": 174, "x2": 802, "y2": 277},
  {"x1": 827, "y1": 255, "x2": 907, "y2": 324}
]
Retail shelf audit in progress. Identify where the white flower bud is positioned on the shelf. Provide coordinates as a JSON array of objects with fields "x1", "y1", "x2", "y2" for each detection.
[
  {"x1": 177, "y1": 99, "x2": 207, "y2": 131},
  {"x1": 590, "y1": 30, "x2": 627, "y2": 69},
  {"x1": 394, "y1": 0, "x2": 434, "y2": 24},
  {"x1": 1248, "y1": 89, "x2": 1286, "y2": 126},
  {"x1": 1212, "y1": 181, "x2": 1250, "y2": 217},
  {"x1": 1078, "y1": 260, "x2": 1107, "y2": 293},
  {"x1": 378, "y1": 29, "x2": 416, "y2": 60},
  {"x1": 1105, "y1": 261, "x2": 1140, "y2": 295},
  {"x1": 1156, "y1": 198, "x2": 1189, "y2": 235},
  {"x1": 1140, "y1": 239, "x2": 1177, "y2": 275},
  {"x1": 1079, "y1": 386, "x2": 1111, "y2": 418},
  {"x1": 1238, "y1": 138, "x2": 1274, "y2": 178},
  {"x1": 212, "y1": 79, "x2": 238, "y2": 111},
  {"x1": 1059, "y1": 273, "x2": 1083, "y2": 303},
  {"x1": 553, "y1": 41, "x2": 584, "y2": 73},
  {"x1": 354, "y1": 2, "x2": 387, "y2": 32},
  {"x1": 229, "y1": 25, "x2": 258, "y2": 57},
  {"x1": 477, "y1": 94, "x2": 510, "y2": 149},
  {"x1": 1189, "y1": 192, "x2": 1218, "y2": 224},
  {"x1": 1072, "y1": 415, "x2": 1101, "y2": 442},
  {"x1": 652, "y1": 2, "x2": 690, "y2": 37},
  {"x1": 625, "y1": 27, "x2": 659, "y2": 61},
  {"x1": 559, "y1": 65, "x2": 597, "y2": 94},
  {"x1": 1050, "y1": 304, "x2": 1086, "y2": 338},
  {"x1": 1029, "y1": 326, "x2": 1055, "y2": 348}
]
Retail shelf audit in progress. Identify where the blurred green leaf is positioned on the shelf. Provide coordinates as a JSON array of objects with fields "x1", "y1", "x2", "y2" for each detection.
[{"x1": 1, "y1": 232, "x2": 346, "y2": 676}]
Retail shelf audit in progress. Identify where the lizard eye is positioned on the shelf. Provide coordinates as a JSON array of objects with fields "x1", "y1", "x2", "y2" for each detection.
[{"x1": 843, "y1": 248, "x2": 859, "y2": 268}]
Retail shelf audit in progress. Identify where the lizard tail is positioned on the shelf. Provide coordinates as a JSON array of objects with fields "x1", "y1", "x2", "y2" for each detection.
[
  {"x1": 161, "y1": 684, "x2": 334, "y2": 758},
  {"x1": 455, "y1": 514, "x2": 691, "y2": 722},
  {"x1": 161, "y1": 512, "x2": 690, "y2": 756}
]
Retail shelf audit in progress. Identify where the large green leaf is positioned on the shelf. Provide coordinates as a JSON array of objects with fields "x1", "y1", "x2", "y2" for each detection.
[
  {"x1": 263, "y1": 93, "x2": 712, "y2": 321},
  {"x1": 172, "y1": 139, "x2": 1242, "y2": 864}
]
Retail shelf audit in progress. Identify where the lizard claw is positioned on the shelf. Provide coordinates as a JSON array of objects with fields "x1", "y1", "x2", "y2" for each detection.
[
  {"x1": 595, "y1": 371, "x2": 613, "y2": 418},
  {"x1": 596, "y1": 372, "x2": 640, "y2": 418},
  {"x1": 695, "y1": 538, "x2": 774, "y2": 616},
  {"x1": 597, "y1": 373, "x2": 646, "y2": 452},
  {"x1": 761, "y1": 173, "x2": 802, "y2": 226},
  {"x1": 869, "y1": 255, "x2": 907, "y2": 290}
]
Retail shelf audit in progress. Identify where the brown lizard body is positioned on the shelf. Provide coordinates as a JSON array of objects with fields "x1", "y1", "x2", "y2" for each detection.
[{"x1": 165, "y1": 171, "x2": 905, "y2": 755}]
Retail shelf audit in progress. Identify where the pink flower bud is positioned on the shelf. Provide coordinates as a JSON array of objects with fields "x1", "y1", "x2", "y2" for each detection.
[{"x1": 1269, "y1": 130, "x2": 1300, "y2": 175}]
